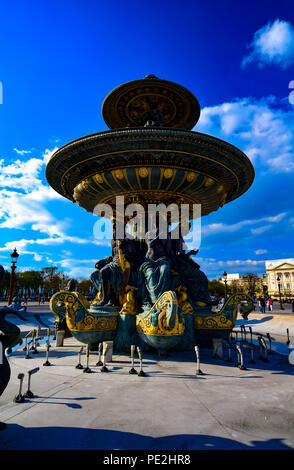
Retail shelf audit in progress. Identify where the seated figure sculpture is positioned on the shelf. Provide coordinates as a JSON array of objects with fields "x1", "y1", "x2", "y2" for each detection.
[
  {"x1": 167, "y1": 222, "x2": 211, "y2": 305},
  {"x1": 139, "y1": 228, "x2": 172, "y2": 305},
  {"x1": 90, "y1": 228, "x2": 143, "y2": 307}
]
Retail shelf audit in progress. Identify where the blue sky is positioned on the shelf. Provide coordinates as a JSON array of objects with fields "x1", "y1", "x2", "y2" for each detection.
[{"x1": 0, "y1": 0, "x2": 294, "y2": 280}]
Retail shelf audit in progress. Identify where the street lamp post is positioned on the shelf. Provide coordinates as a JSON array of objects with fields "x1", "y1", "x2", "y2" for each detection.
[
  {"x1": 8, "y1": 248, "x2": 19, "y2": 305},
  {"x1": 223, "y1": 271, "x2": 228, "y2": 300},
  {"x1": 277, "y1": 275, "x2": 284, "y2": 310}
]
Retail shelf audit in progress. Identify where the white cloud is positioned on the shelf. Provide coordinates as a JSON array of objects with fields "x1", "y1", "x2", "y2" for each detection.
[
  {"x1": 66, "y1": 266, "x2": 93, "y2": 279},
  {"x1": 196, "y1": 257, "x2": 265, "y2": 274},
  {"x1": 251, "y1": 225, "x2": 272, "y2": 235},
  {"x1": 197, "y1": 97, "x2": 294, "y2": 173},
  {"x1": 13, "y1": 148, "x2": 32, "y2": 155},
  {"x1": 0, "y1": 234, "x2": 104, "y2": 257},
  {"x1": 203, "y1": 212, "x2": 286, "y2": 236},
  {"x1": 242, "y1": 19, "x2": 294, "y2": 69},
  {"x1": 60, "y1": 258, "x2": 97, "y2": 268},
  {"x1": 0, "y1": 148, "x2": 66, "y2": 238},
  {"x1": 255, "y1": 249, "x2": 268, "y2": 255}
]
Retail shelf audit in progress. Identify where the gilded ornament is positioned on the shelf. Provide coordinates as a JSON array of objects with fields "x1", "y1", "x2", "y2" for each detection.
[
  {"x1": 120, "y1": 286, "x2": 139, "y2": 315},
  {"x1": 163, "y1": 168, "x2": 173, "y2": 179},
  {"x1": 138, "y1": 167, "x2": 148, "y2": 178},
  {"x1": 113, "y1": 169, "x2": 124, "y2": 180},
  {"x1": 187, "y1": 172, "x2": 197, "y2": 183},
  {"x1": 204, "y1": 177, "x2": 214, "y2": 188},
  {"x1": 93, "y1": 174, "x2": 104, "y2": 184},
  {"x1": 136, "y1": 291, "x2": 184, "y2": 337}
]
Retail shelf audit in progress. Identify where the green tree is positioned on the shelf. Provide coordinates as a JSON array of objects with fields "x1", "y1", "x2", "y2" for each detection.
[
  {"x1": 229, "y1": 280, "x2": 246, "y2": 294},
  {"x1": 242, "y1": 273, "x2": 259, "y2": 296},
  {"x1": 0, "y1": 270, "x2": 10, "y2": 296},
  {"x1": 77, "y1": 279, "x2": 93, "y2": 295},
  {"x1": 41, "y1": 267, "x2": 58, "y2": 282},
  {"x1": 17, "y1": 270, "x2": 43, "y2": 293},
  {"x1": 208, "y1": 280, "x2": 225, "y2": 297}
]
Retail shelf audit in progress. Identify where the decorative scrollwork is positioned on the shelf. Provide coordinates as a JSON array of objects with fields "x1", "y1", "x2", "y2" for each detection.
[
  {"x1": 136, "y1": 291, "x2": 184, "y2": 337},
  {"x1": 193, "y1": 293, "x2": 254, "y2": 330},
  {"x1": 50, "y1": 291, "x2": 118, "y2": 333}
]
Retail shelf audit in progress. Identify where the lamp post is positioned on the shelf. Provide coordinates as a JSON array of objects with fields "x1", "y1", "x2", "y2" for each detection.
[
  {"x1": 223, "y1": 271, "x2": 228, "y2": 300},
  {"x1": 8, "y1": 248, "x2": 19, "y2": 305},
  {"x1": 277, "y1": 275, "x2": 284, "y2": 310}
]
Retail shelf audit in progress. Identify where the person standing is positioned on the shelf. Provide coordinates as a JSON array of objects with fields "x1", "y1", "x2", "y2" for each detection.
[{"x1": 269, "y1": 297, "x2": 273, "y2": 312}]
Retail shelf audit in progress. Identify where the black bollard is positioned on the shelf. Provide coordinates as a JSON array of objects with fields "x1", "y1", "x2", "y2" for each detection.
[
  {"x1": 257, "y1": 336, "x2": 263, "y2": 361},
  {"x1": 286, "y1": 328, "x2": 290, "y2": 352},
  {"x1": 194, "y1": 345, "x2": 204, "y2": 375},
  {"x1": 260, "y1": 337, "x2": 269, "y2": 363},
  {"x1": 129, "y1": 344, "x2": 137, "y2": 374},
  {"x1": 257, "y1": 336, "x2": 266, "y2": 361},
  {"x1": 24, "y1": 367, "x2": 40, "y2": 398},
  {"x1": 137, "y1": 346, "x2": 146, "y2": 377},
  {"x1": 31, "y1": 330, "x2": 39, "y2": 354},
  {"x1": 100, "y1": 344, "x2": 109, "y2": 372},
  {"x1": 240, "y1": 325, "x2": 244, "y2": 342},
  {"x1": 35, "y1": 326, "x2": 41, "y2": 347},
  {"x1": 243, "y1": 325, "x2": 247, "y2": 343},
  {"x1": 243, "y1": 342, "x2": 256, "y2": 364},
  {"x1": 43, "y1": 340, "x2": 52, "y2": 366},
  {"x1": 249, "y1": 326, "x2": 253, "y2": 345},
  {"x1": 235, "y1": 344, "x2": 246, "y2": 370},
  {"x1": 14, "y1": 373, "x2": 25, "y2": 403},
  {"x1": 25, "y1": 339, "x2": 34, "y2": 359},
  {"x1": 96, "y1": 343, "x2": 103, "y2": 366},
  {"x1": 76, "y1": 346, "x2": 84, "y2": 369},
  {"x1": 83, "y1": 345, "x2": 92, "y2": 373},
  {"x1": 266, "y1": 333, "x2": 274, "y2": 355},
  {"x1": 23, "y1": 331, "x2": 32, "y2": 351}
]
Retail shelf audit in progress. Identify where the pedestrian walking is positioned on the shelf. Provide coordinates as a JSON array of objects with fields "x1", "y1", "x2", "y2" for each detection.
[{"x1": 260, "y1": 297, "x2": 266, "y2": 313}]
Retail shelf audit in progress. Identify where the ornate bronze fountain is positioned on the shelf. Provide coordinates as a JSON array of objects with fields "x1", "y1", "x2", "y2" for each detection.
[{"x1": 46, "y1": 75, "x2": 254, "y2": 352}]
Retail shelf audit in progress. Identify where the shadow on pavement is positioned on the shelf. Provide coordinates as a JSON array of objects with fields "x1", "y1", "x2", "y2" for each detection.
[
  {"x1": 0, "y1": 424, "x2": 292, "y2": 450},
  {"x1": 236, "y1": 316, "x2": 274, "y2": 326}
]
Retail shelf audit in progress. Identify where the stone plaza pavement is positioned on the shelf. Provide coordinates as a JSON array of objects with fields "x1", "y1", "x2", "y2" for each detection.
[{"x1": 0, "y1": 305, "x2": 294, "y2": 451}]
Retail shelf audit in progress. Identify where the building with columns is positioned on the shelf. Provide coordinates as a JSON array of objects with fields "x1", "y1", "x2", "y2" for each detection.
[{"x1": 266, "y1": 259, "x2": 294, "y2": 299}]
